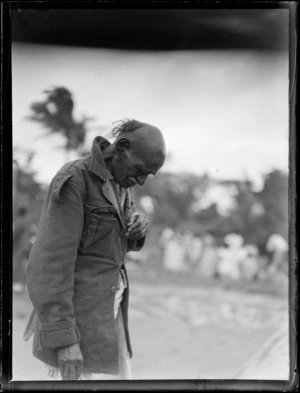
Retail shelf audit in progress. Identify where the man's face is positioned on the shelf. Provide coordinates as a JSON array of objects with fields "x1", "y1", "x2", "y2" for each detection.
[
  {"x1": 112, "y1": 146, "x2": 162, "y2": 189},
  {"x1": 111, "y1": 125, "x2": 166, "y2": 188}
]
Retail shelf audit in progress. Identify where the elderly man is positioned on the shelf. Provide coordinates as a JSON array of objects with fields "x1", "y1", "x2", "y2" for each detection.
[{"x1": 23, "y1": 119, "x2": 166, "y2": 380}]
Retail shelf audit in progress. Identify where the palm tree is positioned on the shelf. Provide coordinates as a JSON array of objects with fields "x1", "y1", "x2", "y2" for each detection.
[{"x1": 27, "y1": 87, "x2": 92, "y2": 160}]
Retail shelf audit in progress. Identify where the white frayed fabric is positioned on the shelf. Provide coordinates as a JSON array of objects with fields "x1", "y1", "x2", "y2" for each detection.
[{"x1": 114, "y1": 271, "x2": 125, "y2": 318}]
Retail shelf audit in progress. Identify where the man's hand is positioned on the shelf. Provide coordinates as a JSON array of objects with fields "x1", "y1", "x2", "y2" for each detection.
[
  {"x1": 57, "y1": 342, "x2": 83, "y2": 380},
  {"x1": 125, "y1": 212, "x2": 148, "y2": 240}
]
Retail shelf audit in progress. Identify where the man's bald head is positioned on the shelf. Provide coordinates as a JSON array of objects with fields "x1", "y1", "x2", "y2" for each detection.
[{"x1": 112, "y1": 119, "x2": 166, "y2": 168}]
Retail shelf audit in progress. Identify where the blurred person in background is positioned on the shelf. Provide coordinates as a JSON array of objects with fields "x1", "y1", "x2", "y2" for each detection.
[
  {"x1": 263, "y1": 233, "x2": 289, "y2": 278},
  {"x1": 194, "y1": 233, "x2": 219, "y2": 279},
  {"x1": 239, "y1": 244, "x2": 260, "y2": 281},
  {"x1": 23, "y1": 119, "x2": 166, "y2": 381},
  {"x1": 159, "y1": 226, "x2": 174, "y2": 262},
  {"x1": 217, "y1": 233, "x2": 246, "y2": 281},
  {"x1": 162, "y1": 229, "x2": 186, "y2": 273},
  {"x1": 184, "y1": 232, "x2": 203, "y2": 271}
]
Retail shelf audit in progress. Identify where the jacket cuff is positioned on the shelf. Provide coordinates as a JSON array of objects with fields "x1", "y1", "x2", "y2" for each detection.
[
  {"x1": 40, "y1": 321, "x2": 80, "y2": 349},
  {"x1": 127, "y1": 236, "x2": 146, "y2": 252}
]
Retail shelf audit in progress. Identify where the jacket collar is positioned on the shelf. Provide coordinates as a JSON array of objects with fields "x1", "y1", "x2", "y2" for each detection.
[
  {"x1": 88, "y1": 136, "x2": 114, "y2": 181},
  {"x1": 88, "y1": 136, "x2": 130, "y2": 228}
]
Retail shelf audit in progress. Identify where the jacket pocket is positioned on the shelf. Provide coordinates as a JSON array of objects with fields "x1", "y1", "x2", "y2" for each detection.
[
  {"x1": 79, "y1": 206, "x2": 118, "y2": 253},
  {"x1": 84, "y1": 203, "x2": 118, "y2": 221}
]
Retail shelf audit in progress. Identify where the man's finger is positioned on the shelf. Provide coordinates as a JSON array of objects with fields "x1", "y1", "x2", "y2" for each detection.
[
  {"x1": 127, "y1": 218, "x2": 142, "y2": 231},
  {"x1": 128, "y1": 218, "x2": 148, "y2": 232},
  {"x1": 127, "y1": 213, "x2": 139, "y2": 226},
  {"x1": 128, "y1": 228, "x2": 144, "y2": 238},
  {"x1": 59, "y1": 362, "x2": 67, "y2": 380},
  {"x1": 126, "y1": 222, "x2": 142, "y2": 236},
  {"x1": 129, "y1": 222, "x2": 148, "y2": 236},
  {"x1": 127, "y1": 223, "x2": 141, "y2": 233},
  {"x1": 68, "y1": 363, "x2": 76, "y2": 380},
  {"x1": 75, "y1": 361, "x2": 83, "y2": 380},
  {"x1": 128, "y1": 228, "x2": 148, "y2": 239}
]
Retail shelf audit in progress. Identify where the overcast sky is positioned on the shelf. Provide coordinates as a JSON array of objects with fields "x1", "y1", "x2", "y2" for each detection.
[{"x1": 12, "y1": 43, "x2": 289, "y2": 190}]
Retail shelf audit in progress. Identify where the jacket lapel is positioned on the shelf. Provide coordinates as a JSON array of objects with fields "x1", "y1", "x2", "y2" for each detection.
[
  {"x1": 124, "y1": 189, "x2": 132, "y2": 221},
  {"x1": 102, "y1": 180, "x2": 126, "y2": 228}
]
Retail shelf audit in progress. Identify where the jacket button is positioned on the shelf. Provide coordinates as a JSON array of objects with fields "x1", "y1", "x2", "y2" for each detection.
[{"x1": 111, "y1": 286, "x2": 116, "y2": 293}]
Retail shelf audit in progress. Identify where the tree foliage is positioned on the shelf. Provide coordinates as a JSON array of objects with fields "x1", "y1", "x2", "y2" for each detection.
[
  {"x1": 13, "y1": 154, "x2": 45, "y2": 226},
  {"x1": 28, "y1": 87, "x2": 92, "y2": 152},
  {"x1": 133, "y1": 169, "x2": 288, "y2": 249}
]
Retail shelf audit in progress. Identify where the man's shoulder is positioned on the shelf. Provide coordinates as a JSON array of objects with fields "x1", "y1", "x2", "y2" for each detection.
[
  {"x1": 55, "y1": 157, "x2": 90, "y2": 179},
  {"x1": 51, "y1": 158, "x2": 90, "y2": 191},
  {"x1": 49, "y1": 159, "x2": 89, "y2": 200}
]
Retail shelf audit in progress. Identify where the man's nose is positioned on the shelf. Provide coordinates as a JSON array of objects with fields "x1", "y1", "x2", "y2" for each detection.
[{"x1": 136, "y1": 174, "x2": 148, "y2": 185}]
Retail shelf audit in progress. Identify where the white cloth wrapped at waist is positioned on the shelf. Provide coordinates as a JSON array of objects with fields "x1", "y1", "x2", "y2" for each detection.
[{"x1": 114, "y1": 270, "x2": 126, "y2": 318}]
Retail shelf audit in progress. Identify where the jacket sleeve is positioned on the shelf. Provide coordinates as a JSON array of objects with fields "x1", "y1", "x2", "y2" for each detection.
[{"x1": 26, "y1": 171, "x2": 84, "y2": 349}]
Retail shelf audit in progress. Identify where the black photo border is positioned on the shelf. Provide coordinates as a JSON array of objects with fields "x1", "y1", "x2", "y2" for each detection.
[{"x1": 1, "y1": 1, "x2": 298, "y2": 391}]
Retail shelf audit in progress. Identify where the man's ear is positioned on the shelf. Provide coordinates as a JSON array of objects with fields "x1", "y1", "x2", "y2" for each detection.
[{"x1": 116, "y1": 138, "x2": 130, "y2": 152}]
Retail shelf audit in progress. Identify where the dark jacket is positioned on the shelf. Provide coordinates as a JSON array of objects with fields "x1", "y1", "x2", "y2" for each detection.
[{"x1": 24, "y1": 136, "x2": 145, "y2": 374}]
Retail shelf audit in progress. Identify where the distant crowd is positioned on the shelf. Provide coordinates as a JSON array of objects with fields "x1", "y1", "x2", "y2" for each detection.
[{"x1": 159, "y1": 228, "x2": 288, "y2": 282}]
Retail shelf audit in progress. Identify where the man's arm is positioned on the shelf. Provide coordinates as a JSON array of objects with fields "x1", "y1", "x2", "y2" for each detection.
[{"x1": 27, "y1": 171, "x2": 84, "y2": 378}]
